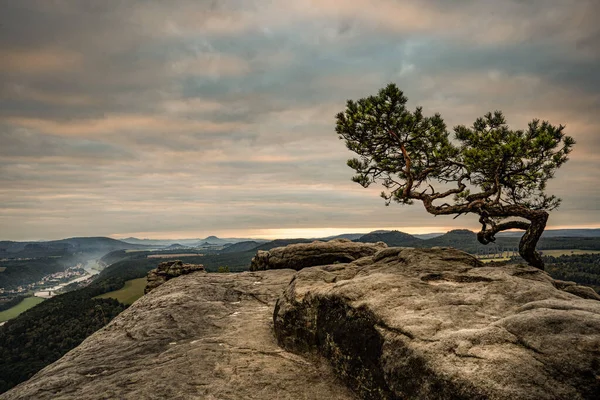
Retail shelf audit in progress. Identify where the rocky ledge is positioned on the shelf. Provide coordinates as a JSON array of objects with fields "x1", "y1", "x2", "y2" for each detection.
[
  {"x1": 274, "y1": 246, "x2": 600, "y2": 399},
  {"x1": 3, "y1": 243, "x2": 599, "y2": 400}
]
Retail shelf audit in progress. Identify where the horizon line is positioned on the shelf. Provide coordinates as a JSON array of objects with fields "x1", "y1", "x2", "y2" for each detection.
[{"x1": 4, "y1": 225, "x2": 600, "y2": 242}]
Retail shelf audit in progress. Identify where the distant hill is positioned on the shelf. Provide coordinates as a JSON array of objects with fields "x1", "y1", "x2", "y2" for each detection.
[
  {"x1": 255, "y1": 239, "x2": 314, "y2": 252},
  {"x1": 219, "y1": 241, "x2": 261, "y2": 254},
  {"x1": 120, "y1": 236, "x2": 268, "y2": 247},
  {"x1": 413, "y1": 233, "x2": 445, "y2": 240},
  {"x1": 423, "y1": 229, "x2": 480, "y2": 252},
  {"x1": 318, "y1": 233, "x2": 365, "y2": 241},
  {"x1": 0, "y1": 237, "x2": 147, "y2": 259},
  {"x1": 119, "y1": 238, "x2": 200, "y2": 247},
  {"x1": 201, "y1": 236, "x2": 229, "y2": 245},
  {"x1": 353, "y1": 229, "x2": 520, "y2": 254},
  {"x1": 498, "y1": 229, "x2": 600, "y2": 238},
  {"x1": 355, "y1": 231, "x2": 423, "y2": 247},
  {"x1": 49, "y1": 237, "x2": 149, "y2": 253},
  {"x1": 165, "y1": 243, "x2": 190, "y2": 250}
]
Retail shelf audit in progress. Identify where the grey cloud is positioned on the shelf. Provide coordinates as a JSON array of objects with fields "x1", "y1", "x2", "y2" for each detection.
[
  {"x1": 0, "y1": 125, "x2": 133, "y2": 159},
  {"x1": 1, "y1": 0, "x2": 600, "y2": 240}
]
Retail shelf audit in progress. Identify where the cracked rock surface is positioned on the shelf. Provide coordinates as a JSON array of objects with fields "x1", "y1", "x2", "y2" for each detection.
[
  {"x1": 2, "y1": 271, "x2": 356, "y2": 400},
  {"x1": 274, "y1": 247, "x2": 600, "y2": 400}
]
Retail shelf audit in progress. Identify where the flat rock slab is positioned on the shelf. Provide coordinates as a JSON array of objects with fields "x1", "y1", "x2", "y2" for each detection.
[
  {"x1": 2, "y1": 271, "x2": 356, "y2": 400},
  {"x1": 274, "y1": 247, "x2": 600, "y2": 400}
]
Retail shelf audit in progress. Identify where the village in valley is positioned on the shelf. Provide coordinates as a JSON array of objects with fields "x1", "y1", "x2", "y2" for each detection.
[{"x1": 0, "y1": 265, "x2": 89, "y2": 299}]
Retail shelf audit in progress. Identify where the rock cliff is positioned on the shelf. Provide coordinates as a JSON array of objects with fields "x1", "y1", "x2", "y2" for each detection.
[{"x1": 3, "y1": 243, "x2": 599, "y2": 399}]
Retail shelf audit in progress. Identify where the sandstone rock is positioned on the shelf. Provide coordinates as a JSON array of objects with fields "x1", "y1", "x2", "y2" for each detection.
[
  {"x1": 2, "y1": 270, "x2": 356, "y2": 400},
  {"x1": 249, "y1": 239, "x2": 387, "y2": 271},
  {"x1": 274, "y1": 247, "x2": 600, "y2": 400},
  {"x1": 144, "y1": 260, "x2": 205, "y2": 294},
  {"x1": 5, "y1": 243, "x2": 599, "y2": 400}
]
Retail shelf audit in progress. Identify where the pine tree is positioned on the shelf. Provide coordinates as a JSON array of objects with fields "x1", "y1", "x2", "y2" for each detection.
[{"x1": 336, "y1": 83, "x2": 575, "y2": 269}]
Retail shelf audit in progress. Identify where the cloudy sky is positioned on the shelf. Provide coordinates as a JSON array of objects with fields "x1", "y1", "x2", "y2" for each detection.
[{"x1": 1, "y1": 0, "x2": 599, "y2": 241}]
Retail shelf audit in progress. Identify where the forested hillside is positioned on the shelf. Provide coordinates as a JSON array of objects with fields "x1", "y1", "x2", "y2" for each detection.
[
  {"x1": 0, "y1": 288, "x2": 126, "y2": 393},
  {"x1": 544, "y1": 253, "x2": 600, "y2": 293},
  {"x1": 0, "y1": 237, "x2": 151, "y2": 290},
  {"x1": 0, "y1": 256, "x2": 78, "y2": 289}
]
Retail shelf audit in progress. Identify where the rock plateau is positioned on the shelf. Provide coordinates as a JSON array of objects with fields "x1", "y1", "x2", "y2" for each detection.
[{"x1": 3, "y1": 241, "x2": 599, "y2": 400}]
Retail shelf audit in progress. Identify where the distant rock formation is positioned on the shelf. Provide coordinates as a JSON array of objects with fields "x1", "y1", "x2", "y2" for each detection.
[
  {"x1": 4, "y1": 243, "x2": 599, "y2": 399},
  {"x1": 250, "y1": 238, "x2": 386, "y2": 271},
  {"x1": 144, "y1": 260, "x2": 205, "y2": 294},
  {"x1": 274, "y1": 246, "x2": 600, "y2": 399}
]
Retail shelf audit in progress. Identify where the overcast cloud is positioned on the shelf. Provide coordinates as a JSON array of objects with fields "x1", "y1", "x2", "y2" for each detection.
[{"x1": 1, "y1": 0, "x2": 599, "y2": 240}]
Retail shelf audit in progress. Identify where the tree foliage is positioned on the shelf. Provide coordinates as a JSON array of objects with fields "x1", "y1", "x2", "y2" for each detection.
[
  {"x1": 0, "y1": 290, "x2": 126, "y2": 394},
  {"x1": 336, "y1": 83, "x2": 575, "y2": 269}
]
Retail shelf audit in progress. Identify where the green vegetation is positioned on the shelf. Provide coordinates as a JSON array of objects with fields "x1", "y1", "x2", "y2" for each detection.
[
  {"x1": 541, "y1": 249, "x2": 600, "y2": 257},
  {"x1": 544, "y1": 253, "x2": 600, "y2": 293},
  {"x1": 336, "y1": 83, "x2": 574, "y2": 269},
  {"x1": 95, "y1": 277, "x2": 147, "y2": 305},
  {"x1": 0, "y1": 295, "x2": 27, "y2": 312},
  {"x1": 0, "y1": 297, "x2": 45, "y2": 322},
  {"x1": 217, "y1": 266, "x2": 230, "y2": 273},
  {"x1": 0, "y1": 289, "x2": 126, "y2": 393}
]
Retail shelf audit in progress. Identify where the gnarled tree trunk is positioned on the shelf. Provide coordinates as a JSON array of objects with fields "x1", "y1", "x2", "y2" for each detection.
[
  {"x1": 475, "y1": 209, "x2": 549, "y2": 270},
  {"x1": 518, "y1": 211, "x2": 548, "y2": 270}
]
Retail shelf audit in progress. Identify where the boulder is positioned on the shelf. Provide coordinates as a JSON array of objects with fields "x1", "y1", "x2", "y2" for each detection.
[
  {"x1": 144, "y1": 260, "x2": 205, "y2": 294},
  {"x1": 249, "y1": 239, "x2": 387, "y2": 271},
  {"x1": 274, "y1": 246, "x2": 600, "y2": 400},
  {"x1": 2, "y1": 270, "x2": 356, "y2": 400}
]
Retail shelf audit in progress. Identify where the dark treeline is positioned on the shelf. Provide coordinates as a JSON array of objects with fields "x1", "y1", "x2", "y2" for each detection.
[
  {"x1": 0, "y1": 287, "x2": 127, "y2": 393},
  {"x1": 0, "y1": 295, "x2": 26, "y2": 312},
  {"x1": 0, "y1": 252, "x2": 157, "y2": 393},
  {"x1": 543, "y1": 253, "x2": 600, "y2": 293}
]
